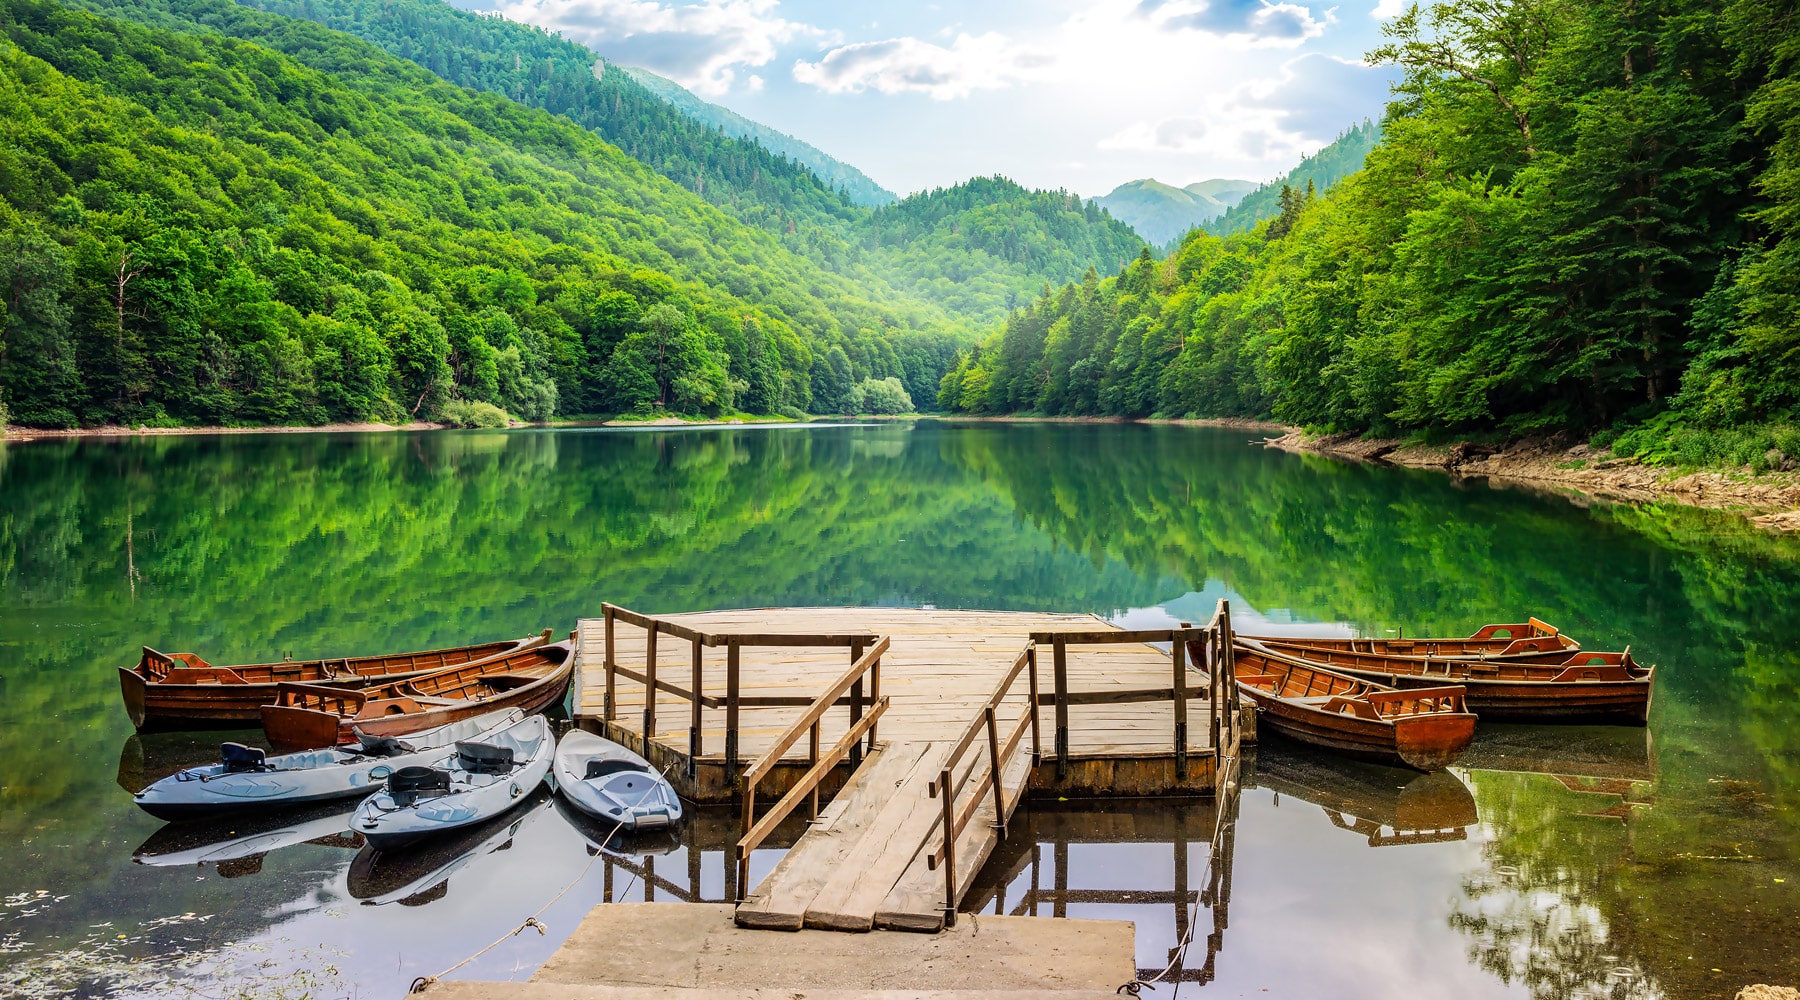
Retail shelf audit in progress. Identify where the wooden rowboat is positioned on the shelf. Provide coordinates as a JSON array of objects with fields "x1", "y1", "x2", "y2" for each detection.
[
  {"x1": 260, "y1": 639, "x2": 576, "y2": 749},
  {"x1": 1249, "y1": 640, "x2": 1652, "y2": 724},
  {"x1": 119, "y1": 631, "x2": 553, "y2": 730},
  {"x1": 1225, "y1": 639, "x2": 1477, "y2": 771},
  {"x1": 1248, "y1": 618, "x2": 1580, "y2": 663}
]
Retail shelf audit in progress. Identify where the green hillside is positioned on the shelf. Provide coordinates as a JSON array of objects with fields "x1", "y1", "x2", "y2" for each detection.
[
  {"x1": 863, "y1": 176, "x2": 1146, "y2": 322},
  {"x1": 621, "y1": 66, "x2": 895, "y2": 208},
  {"x1": 1201, "y1": 121, "x2": 1381, "y2": 236},
  {"x1": 940, "y1": 0, "x2": 1800, "y2": 466},
  {"x1": 0, "y1": 0, "x2": 964, "y2": 427},
  {"x1": 1095, "y1": 178, "x2": 1254, "y2": 247},
  {"x1": 66, "y1": 0, "x2": 1137, "y2": 328}
]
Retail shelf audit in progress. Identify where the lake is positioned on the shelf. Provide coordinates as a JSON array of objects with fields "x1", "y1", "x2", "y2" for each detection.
[{"x1": 2, "y1": 421, "x2": 1796, "y2": 998}]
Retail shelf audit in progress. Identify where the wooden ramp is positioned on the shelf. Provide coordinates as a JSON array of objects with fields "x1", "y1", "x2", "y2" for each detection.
[{"x1": 573, "y1": 605, "x2": 1247, "y2": 934}]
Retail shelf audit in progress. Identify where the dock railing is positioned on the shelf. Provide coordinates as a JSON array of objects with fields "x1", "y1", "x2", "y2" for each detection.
[
  {"x1": 600, "y1": 603, "x2": 882, "y2": 778},
  {"x1": 733, "y1": 636, "x2": 890, "y2": 897},
  {"x1": 923, "y1": 600, "x2": 1243, "y2": 925}
]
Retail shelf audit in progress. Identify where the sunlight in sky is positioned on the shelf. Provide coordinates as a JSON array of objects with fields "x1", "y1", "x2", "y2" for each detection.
[{"x1": 479, "y1": 0, "x2": 1403, "y2": 196}]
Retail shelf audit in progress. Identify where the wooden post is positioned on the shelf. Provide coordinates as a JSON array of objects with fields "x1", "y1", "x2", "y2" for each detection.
[
  {"x1": 808, "y1": 720, "x2": 821, "y2": 820},
  {"x1": 1208, "y1": 627, "x2": 1222, "y2": 754},
  {"x1": 644, "y1": 625, "x2": 659, "y2": 742},
  {"x1": 1053, "y1": 638, "x2": 1069, "y2": 780},
  {"x1": 985, "y1": 705, "x2": 1007, "y2": 838},
  {"x1": 1221, "y1": 601, "x2": 1239, "y2": 750},
  {"x1": 1026, "y1": 644, "x2": 1041, "y2": 765},
  {"x1": 726, "y1": 641, "x2": 741, "y2": 780},
  {"x1": 1173, "y1": 628, "x2": 1188, "y2": 781},
  {"x1": 603, "y1": 607, "x2": 617, "y2": 723},
  {"x1": 737, "y1": 785, "x2": 755, "y2": 901},
  {"x1": 688, "y1": 636, "x2": 703, "y2": 779},
  {"x1": 938, "y1": 770, "x2": 957, "y2": 927},
  {"x1": 868, "y1": 656, "x2": 882, "y2": 754},
  {"x1": 848, "y1": 640, "x2": 865, "y2": 770}
]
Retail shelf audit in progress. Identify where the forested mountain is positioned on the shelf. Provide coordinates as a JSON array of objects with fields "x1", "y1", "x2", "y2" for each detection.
[
  {"x1": 66, "y1": 0, "x2": 1135, "y2": 329},
  {"x1": 1201, "y1": 121, "x2": 1381, "y2": 236},
  {"x1": 864, "y1": 177, "x2": 1146, "y2": 322},
  {"x1": 0, "y1": 0, "x2": 963, "y2": 428},
  {"x1": 940, "y1": 0, "x2": 1800, "y2": 467},
  {"x1": 621, "y1": 66, "x2": 896, "y2": 208},
  {"x1": 80, "y1": 0, "x2": 870, "y2": 238},
  {"x1": 1096, "y1": 178, "x2": 1256, "y2": 247}
]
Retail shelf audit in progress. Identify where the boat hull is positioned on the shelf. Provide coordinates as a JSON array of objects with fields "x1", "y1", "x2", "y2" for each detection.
[
  {"x1": 352, "y1": 716, "x2": 553, "y2": 850},
  {"x1": 1341, "y1": 669, "x2": 1652, "y2": 724},
  {"x1": 261, "y1": 654, "x2": 573, "y2": 749},
  {"x1": 1242, "y1": 688, "x2": 1477, "y2": 771},
  {"x1": 120, "y1": 634, "x2": 547, "y2": 730},
  {"x1": 552, "y1": 730, "x2": 683, "y2": 832}
]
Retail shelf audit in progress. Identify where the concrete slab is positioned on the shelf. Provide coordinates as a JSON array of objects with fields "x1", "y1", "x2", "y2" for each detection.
[{"x1": 522, "y1": 904, "x2": 1135, "y2": 993}]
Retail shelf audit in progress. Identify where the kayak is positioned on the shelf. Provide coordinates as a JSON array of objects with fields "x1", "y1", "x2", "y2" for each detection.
[
  {"x1": 352, "y1": 713, "x2": 553, "y2": 850},
  {"x1": 132, "y1": 709, "x2": 527, "y2": 820},
  {"x1": 551, "y1": 729, "x2": 683, "y2": 832}
]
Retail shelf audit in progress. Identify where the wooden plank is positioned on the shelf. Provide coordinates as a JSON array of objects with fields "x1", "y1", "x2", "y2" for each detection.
[
  {"x1": 875, "y1": 739, "x2": 1034, "y2": 932},
  {"x1": 800, "y1": 741, "x2": 953, "y2": 932},
  {"x1": 735, "y1": 742, "x2": 920, "y2": 930}
]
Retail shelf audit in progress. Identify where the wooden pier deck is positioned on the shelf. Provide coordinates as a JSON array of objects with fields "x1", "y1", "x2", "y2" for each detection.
[{"x1": 572, "y1": 605, "x2": 1246, "y2": 935}]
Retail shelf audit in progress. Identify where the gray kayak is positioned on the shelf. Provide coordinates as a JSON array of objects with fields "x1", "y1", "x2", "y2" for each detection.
[
  {"x1": 353, "y1": 713, "x2": 552, "y2": 850},
  {"x1": 132, "y1": 708, "x2": 527, "y2": 820},
  {"x1": 552, "y1": 729, "x2": 683, "y2": 832}
]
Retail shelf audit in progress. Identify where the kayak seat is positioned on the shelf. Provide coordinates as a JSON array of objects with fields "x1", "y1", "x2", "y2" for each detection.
[
  {"x1": 388, "y1": 765, "x2": 452, "y2": 805},
  {"x1": 457, "y1": 740, "x2": 516, "y2": 775},
  {"x1": 221, "y1": 742, "x2": 271, "y2": 773},
  {"x1": 584, "y1": 759, "x2": 643, "y2": 780},
  {"x1": 351, "y1": 726, "x2": 417, "y2": 758}
]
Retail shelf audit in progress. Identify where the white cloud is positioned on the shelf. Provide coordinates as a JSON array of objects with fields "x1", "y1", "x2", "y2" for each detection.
[
  {"x1": 1132, "y1": 0, "x2": 1331, "y2": 46},
  {"x1": 1371, "y1": 0, "x2": 1404, "y2": 15},
  {"x1": 1098, "y1": 117, "x2": 1213, "y2": 153},
  {"x1": 1231, "y1": 52, "x2": 1395, "y2": 141},
  {"x1": 491, "y1": 0, "x2": 820, "y2": 95},
  {"x1": 793, "y1": 32, "x2": 1051, "y2": 101}
]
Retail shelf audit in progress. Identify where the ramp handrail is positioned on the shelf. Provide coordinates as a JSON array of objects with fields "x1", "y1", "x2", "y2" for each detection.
[{"x1": 733, "y1": 636, "x2": 890, "y2": 898}]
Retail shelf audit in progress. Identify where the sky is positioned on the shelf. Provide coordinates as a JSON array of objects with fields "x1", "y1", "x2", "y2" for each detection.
[{"x1": 477, "y1": 0, "x2": 1405, "y2": 198}]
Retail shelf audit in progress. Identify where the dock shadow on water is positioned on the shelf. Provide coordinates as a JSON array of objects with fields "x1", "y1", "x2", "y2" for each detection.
[{"x1": 4, "y1": 423, "x2": 1799, "y2": 998}]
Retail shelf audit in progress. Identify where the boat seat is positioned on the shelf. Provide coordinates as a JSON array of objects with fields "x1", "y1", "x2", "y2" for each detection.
[
  {"x1": 387, "y1": 765, "x2": 452, "y2": 805},
  {"x1": 221, "y1": 742, "x2": 271, "y2": 773},
  {"x1": 584, "y1": 759, "x2": 643, "y2": 780},
  {"x1": 351, "y1": 727, "x2": 417, "y2": 758},
  {"x1": 456, "y1": 740, "x2": 516, "y2": 775}
]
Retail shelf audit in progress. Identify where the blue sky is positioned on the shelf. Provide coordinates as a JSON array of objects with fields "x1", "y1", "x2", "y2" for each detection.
[{"x1": 480, "y1": 0, "x2": 1404, "y2": 197}]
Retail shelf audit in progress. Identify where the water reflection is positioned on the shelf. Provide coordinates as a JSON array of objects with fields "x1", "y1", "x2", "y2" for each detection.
[
  {"x1": 1247, "y1": 744, "x2": 1479, "y2": 847},
  {"x1": 349, "y1": 793, "x2": 549, "y2": 906},
  {"x1": 4, "y1": 424, "x2": 1798, "y2": 997},
  {"x1": 134, "y1": 800, "x2": 361, "y2": 872}
]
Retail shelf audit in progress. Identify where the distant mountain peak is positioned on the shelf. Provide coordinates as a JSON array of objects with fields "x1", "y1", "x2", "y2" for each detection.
[
  {"x1": 620, "y1": 66, "x2": 896, "y2": 207},
  {"x1": 1094, "y1": 177, "x2": 1256, "y2": 247}
]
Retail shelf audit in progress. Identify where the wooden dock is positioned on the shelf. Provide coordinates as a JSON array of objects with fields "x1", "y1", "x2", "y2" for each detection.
[{"x1": 571, "y1": 605, "x2": 1246, "y2": 935}]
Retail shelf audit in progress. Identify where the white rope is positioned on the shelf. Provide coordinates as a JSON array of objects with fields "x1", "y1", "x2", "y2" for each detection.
[
  {"x1": 408, "y1": 759, "x2": 681, "y2": 994},
  {"x1": 1117, "y1": 750, "x2": 1241, "y2": 996}
]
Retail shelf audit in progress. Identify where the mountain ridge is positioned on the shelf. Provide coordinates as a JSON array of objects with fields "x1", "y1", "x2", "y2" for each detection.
[{"x1": 1095, "y1": 177, "x2": 1255, "y2": 247}]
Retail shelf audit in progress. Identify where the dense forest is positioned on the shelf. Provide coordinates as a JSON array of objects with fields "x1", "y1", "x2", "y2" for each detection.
[
  {"x1": 82, "y1": 0, "x2": 1141, "y2": 322},
  {"x1": 0, "y1": 0, "x2": 1148, "y2": 429},
  {"x1": 0, "y1": 0, "x2": 969, "y2": 427},
  {"x1": 941, "y1": 0, "x2": 1800, "y2": 467}
]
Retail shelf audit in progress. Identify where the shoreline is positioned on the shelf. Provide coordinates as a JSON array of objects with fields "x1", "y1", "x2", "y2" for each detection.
[
  {"x1": 1265, "y1": 431, "x2": 1800, "y2": 533},
  {"x1": 10, "y1": 417, "x2": 1797, "y2": 531}
]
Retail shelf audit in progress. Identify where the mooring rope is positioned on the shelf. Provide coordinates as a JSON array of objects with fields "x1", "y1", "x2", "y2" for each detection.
[
  {"x1": 1116, "y1": 751, "x2": 1241, "y2": 997},
  {"x1": 407, "y1": 760, "x2": 681, "y2": 995}
]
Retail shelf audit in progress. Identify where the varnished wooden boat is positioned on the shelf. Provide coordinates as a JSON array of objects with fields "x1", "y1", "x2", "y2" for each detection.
[
  {"x1": 1224, "y1": 639, "x2": 1477, "y2": 771},
  {"x1": 1249, "y1": 640, "x2": 1652, "y2": 724},
  {"x1": 119, "y1": 631, "x2": 553, "y2": 730},
  {"x1": 260, "y1": 639, "x2": 575, "y2": 749},
  {"x1": 1248, "y1": 618, "x2": 1580, "y2": 663}
]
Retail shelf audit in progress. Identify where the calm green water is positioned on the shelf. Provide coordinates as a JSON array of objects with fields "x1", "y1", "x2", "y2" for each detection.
[{"x1": 1, "y1": 422, "x2": 1796, "y2": 998}]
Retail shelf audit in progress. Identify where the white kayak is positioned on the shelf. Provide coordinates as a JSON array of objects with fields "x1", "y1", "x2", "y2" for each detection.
[
  {"x1": 353, "y1": 713, "x2": 552, "y2": 850},
  {"x1": 133, "y1": 709, "x2": 527, "y2": 820},
  {"x1": 552, "y1": 729, "x2": 683, "y2": 832}
]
